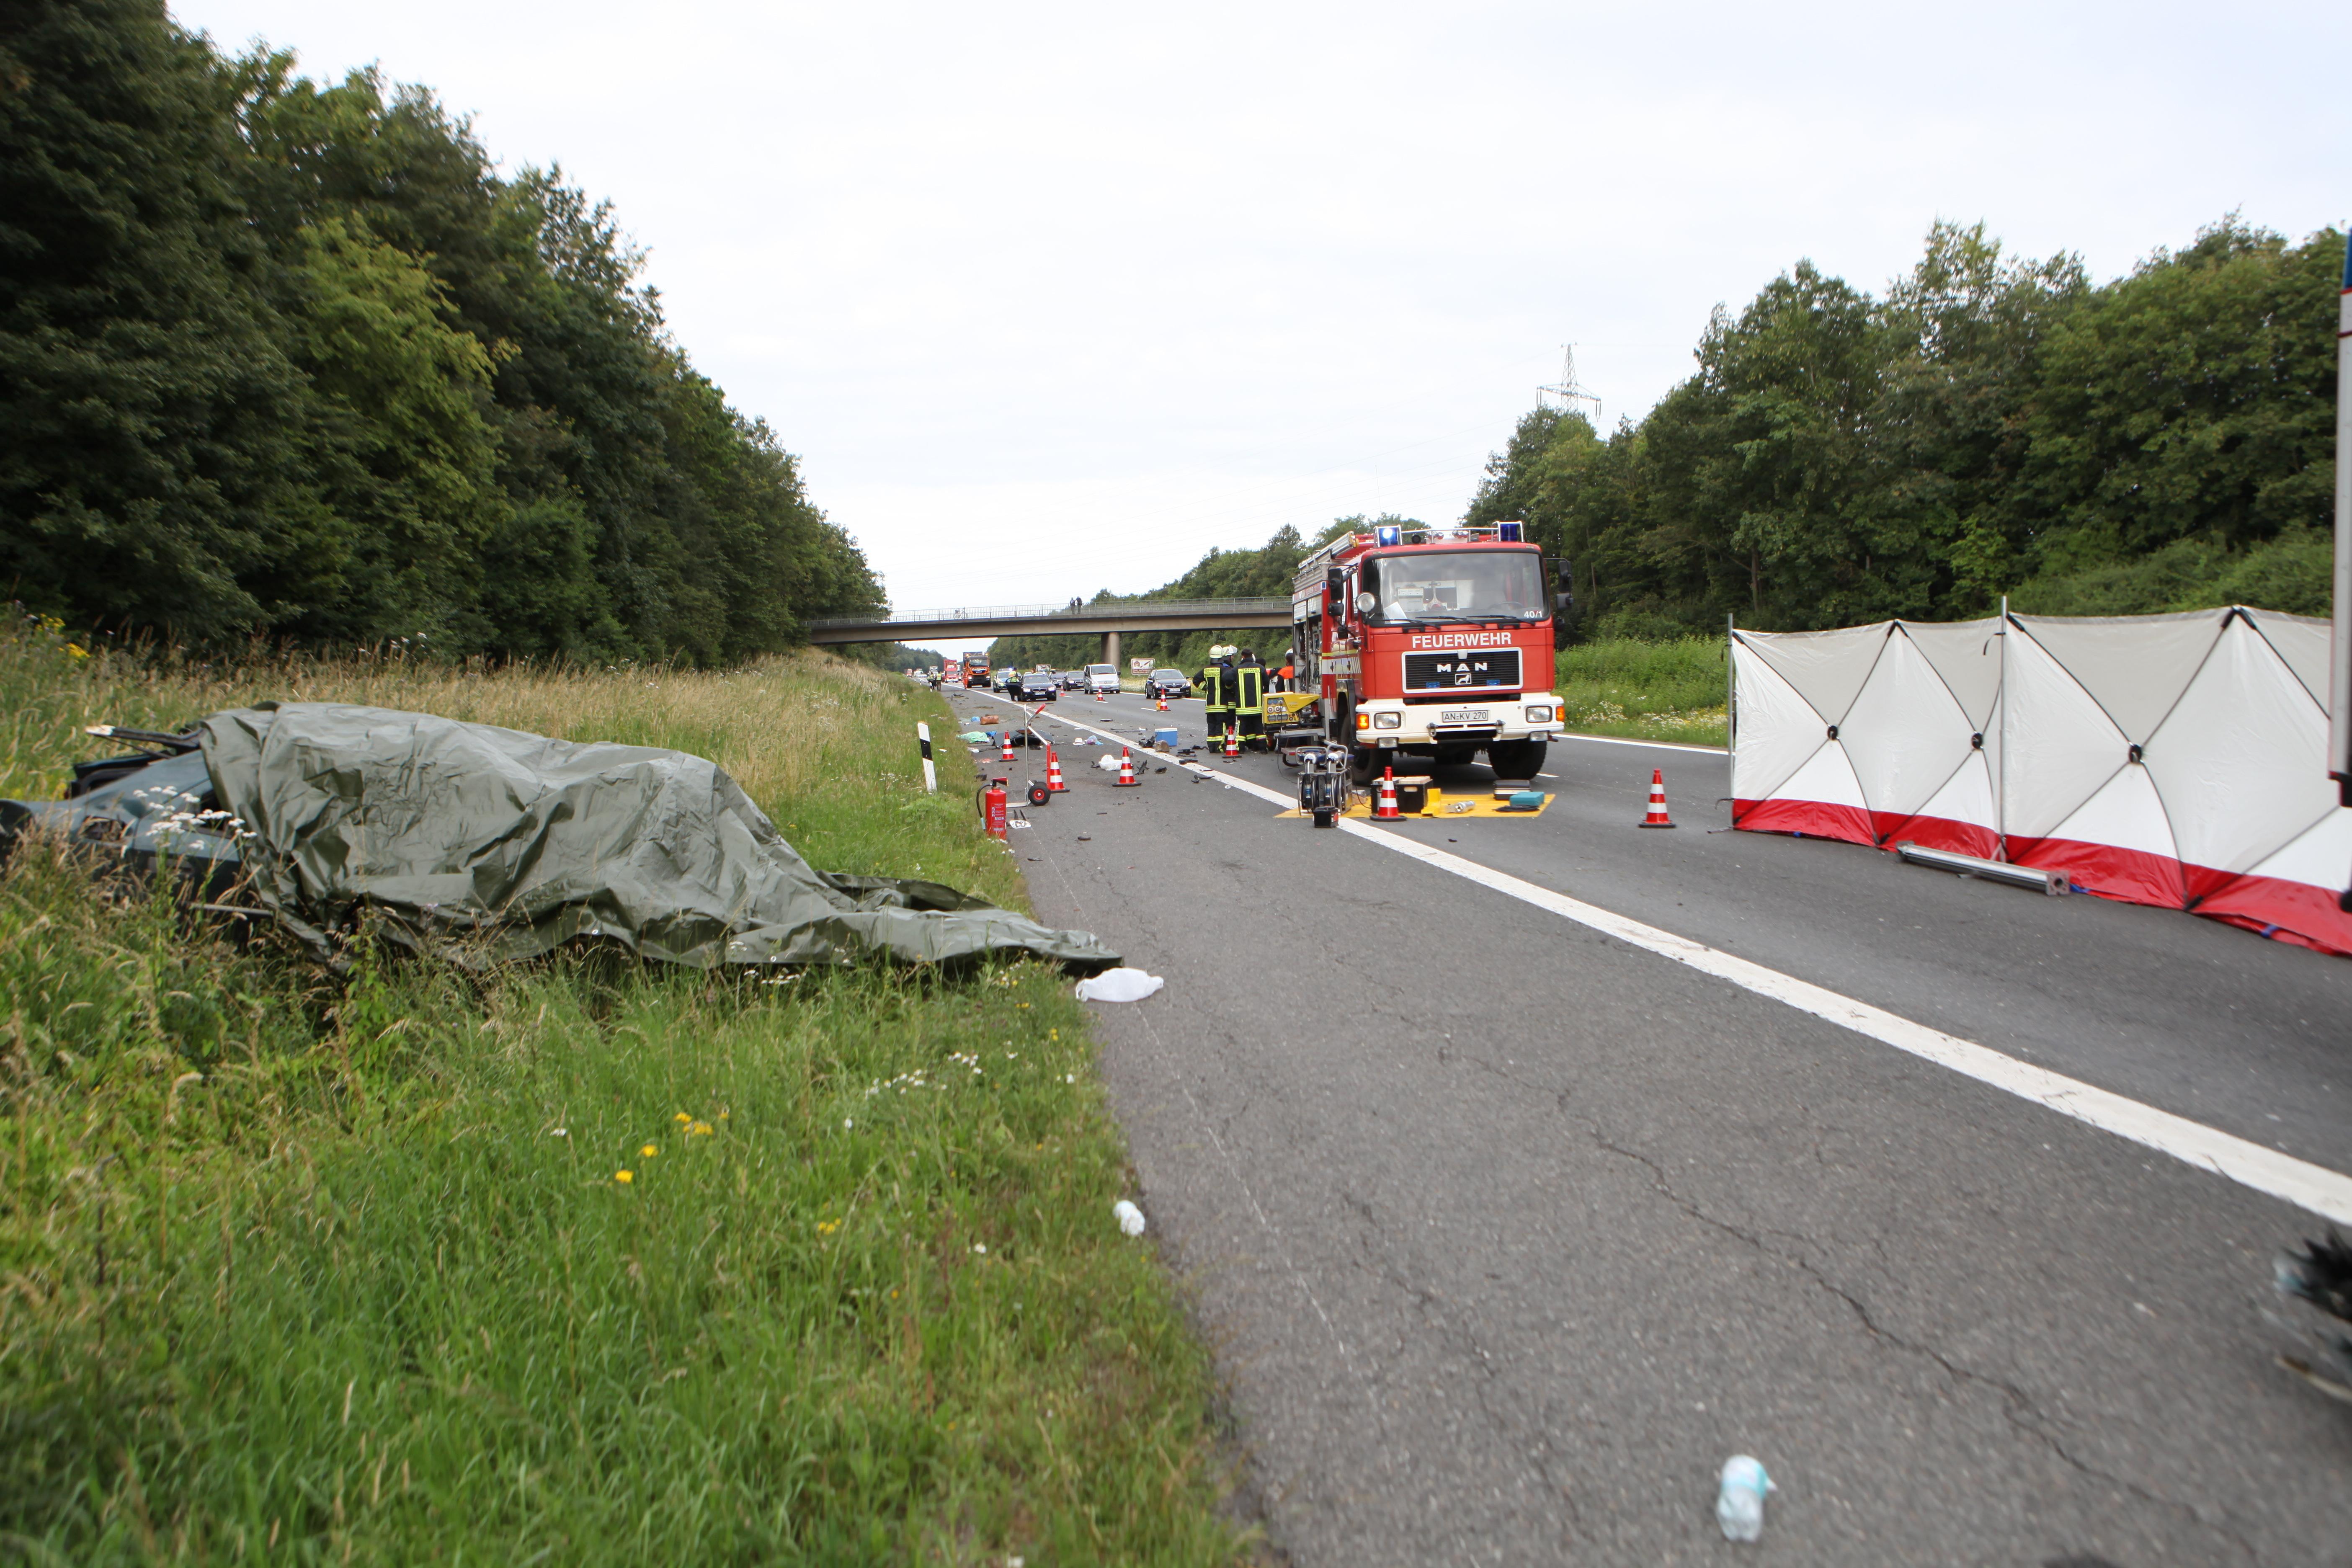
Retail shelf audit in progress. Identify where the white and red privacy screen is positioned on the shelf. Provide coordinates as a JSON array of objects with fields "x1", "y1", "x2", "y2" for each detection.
[{"x1": 1730, "y1": 608, "x2": 2352, "y2": 955}]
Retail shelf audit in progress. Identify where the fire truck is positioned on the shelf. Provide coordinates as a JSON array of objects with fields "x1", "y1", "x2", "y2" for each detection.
[{"x1": 1293, "y1": 520, "x2": 1571, "y2": 783}]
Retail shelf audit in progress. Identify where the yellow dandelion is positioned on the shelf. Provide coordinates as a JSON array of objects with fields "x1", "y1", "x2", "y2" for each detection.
[
  {"x1": 614, "y1": 1170, "x2": 634, "y2": 1184},
  {"x1": 641, "y1": 1143, "x2": 658, "y2": 1158},
  {"x1": 674, "y1": 1112, "x2": 691, "y2": 1124},
  {"x1": 689, "y1": 1120, "x2": 713, "y2": 1136}
]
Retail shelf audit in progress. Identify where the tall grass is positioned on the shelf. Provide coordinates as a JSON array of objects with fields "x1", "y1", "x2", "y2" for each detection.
[
  {"x1": 0, "y1": 621, "x2": 1244, "y2": 1565},
  {"x1": 1554, "y1": 636, "x2": 1728, "y2": 747}
]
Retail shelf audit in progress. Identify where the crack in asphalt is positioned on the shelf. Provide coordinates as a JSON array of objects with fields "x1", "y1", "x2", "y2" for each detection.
[
  {"x1": 1331, "y1": 1183, "x2": 1585, "y2": 1554},
  {"x1": 1578, "y1": 1119, "x2": 2260, "y2": 1566},
  {"x1": 1027, "y1": 803, "x2": 1406, "y2": 1517}
]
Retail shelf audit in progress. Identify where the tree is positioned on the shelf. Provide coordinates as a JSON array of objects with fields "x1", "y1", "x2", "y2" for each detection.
[
  {"x1": 0, "y1": 5, "x2": 886, "y2": 660},
  {"x1": 1458, "y1": 217, "x2": 2338, "y2": 636},
  {"x1": 0, "y1": 0, "x2": 329, "y2": 640}
]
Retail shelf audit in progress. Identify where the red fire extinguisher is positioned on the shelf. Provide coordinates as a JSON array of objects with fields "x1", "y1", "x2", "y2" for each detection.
[{"x1": 983, "y1": 776, "x2": 1008, "y2": 840}]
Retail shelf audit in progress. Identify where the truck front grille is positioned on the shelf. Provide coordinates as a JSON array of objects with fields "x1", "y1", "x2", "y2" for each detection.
[{"x1": 1403, "y1": 648, "x2": 1522, "y2": 692}]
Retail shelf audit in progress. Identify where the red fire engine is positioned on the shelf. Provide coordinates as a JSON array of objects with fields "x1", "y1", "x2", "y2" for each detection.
[{"x1": 1292, "y1": 521, "x2": 1571, "y2": 782}]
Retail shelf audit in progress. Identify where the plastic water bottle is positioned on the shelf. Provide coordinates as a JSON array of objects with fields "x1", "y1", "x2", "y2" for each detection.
[{"x1": 1715, "y1": 1455, "x2": 1774, "y2": 1542}]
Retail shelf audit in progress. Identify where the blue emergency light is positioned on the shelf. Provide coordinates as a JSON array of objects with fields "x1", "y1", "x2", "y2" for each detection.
[
  {"x1": 1375, "y1": 523, "x2": 1403, "y2": 546},
  {"x1": 1497, "y1": 520, "x2": 1522, "y2": 541}
]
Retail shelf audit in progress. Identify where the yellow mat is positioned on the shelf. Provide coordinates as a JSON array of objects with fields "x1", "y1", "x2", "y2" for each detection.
[{"x1": 1277, "y1": 787, "x2": 1551, "y2": 820}]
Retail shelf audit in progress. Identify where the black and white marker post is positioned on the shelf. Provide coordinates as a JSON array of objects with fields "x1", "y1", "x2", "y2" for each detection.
[{"x1": 916, "y1": 721, "x2": 937, "y2": 794}]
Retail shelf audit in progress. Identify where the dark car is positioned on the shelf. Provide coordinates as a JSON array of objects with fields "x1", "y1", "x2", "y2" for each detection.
[
  {"x1": 1019, "y1": 671, "x2": 1059, "y2": 702},
  {"x1": 1144, "y1": 668, "x2": 1191, "y2": 699}
]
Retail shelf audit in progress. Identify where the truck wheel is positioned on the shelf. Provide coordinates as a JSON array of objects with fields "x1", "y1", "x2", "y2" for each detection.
[
  {"x1": 1348, "y1": 746, "x2": 1381, "y2": 787},
  {"x1": 1488, "y1": 739, "x2": 1547, "y2": 779}
]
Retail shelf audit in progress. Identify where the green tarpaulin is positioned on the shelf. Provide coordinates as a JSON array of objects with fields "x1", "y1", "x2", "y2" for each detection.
[{"x1": 7, "y1": 704, "x2": 1118, "y2": 972}]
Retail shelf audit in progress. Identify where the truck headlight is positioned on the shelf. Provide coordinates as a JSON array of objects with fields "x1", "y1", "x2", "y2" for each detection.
[
  {"x1": 1373, "y1": 711, "x2": 1402, "y2": 730},
  {"x1": 1524, "y1": 705, "x2": 1554, "y2": 723}
]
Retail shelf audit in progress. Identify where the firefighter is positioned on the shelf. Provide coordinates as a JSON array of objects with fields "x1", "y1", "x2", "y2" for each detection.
[
  {"x1": 1201, "y1": 656, "x2": 1234, "y2": 745},
  {"x1": 1235, "y1": 650, "x2": 1266, "y2": 748}
]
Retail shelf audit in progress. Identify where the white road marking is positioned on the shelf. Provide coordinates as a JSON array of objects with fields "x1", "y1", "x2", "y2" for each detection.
[
  {"x1": 1559, "y1": 732, "x2": 1728, "y2": 756},
  {"x1": 1026, "y1": 696, "x2": 2352, "y2": 1225}
]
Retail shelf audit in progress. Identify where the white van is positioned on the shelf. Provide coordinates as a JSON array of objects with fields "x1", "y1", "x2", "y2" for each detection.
[{"x1": 1085, "y1": 663, "x2": 1121, "y2": 695}]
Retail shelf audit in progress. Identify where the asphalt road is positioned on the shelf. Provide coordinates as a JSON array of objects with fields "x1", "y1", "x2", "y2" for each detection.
[{"x1": 946, "y1": 684, "x2": 2352, "y2": 1566}]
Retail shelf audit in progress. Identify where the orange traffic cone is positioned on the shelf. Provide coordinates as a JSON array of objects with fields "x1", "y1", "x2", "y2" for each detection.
[
  {"x1": 1113, "y1": 748, "x2": 1139, "y2": 787},
  {"x1": 1374, "y1": 766, "x2": 1400, "y2": 819},
  {"x1": 1001, "y1": 732, "x2": 1016, "y2": 765},
  {"x1": 1638, "y1": 768, "x2": 1676, "y2": 828},
  {"x1": 1222, "y1": 728, "x2": 1239, "y2": 760},
  {"x1": 1155, "y1": 694, "x2": 1168, "y2": 712},
  {"x1": 1045, "y1": 747, "x2": 1067, "y2": 793},
  {"x1": 1094, "y1": 687, "x2": 1106, "y2": 702}
]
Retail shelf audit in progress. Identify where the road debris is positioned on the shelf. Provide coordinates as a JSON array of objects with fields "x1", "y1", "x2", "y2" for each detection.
[
  {"x1": 1715, "y1": 1455, "x2": 1774, "y2": 1542},
  {"x1": 1075, "y1": 967, "x2": 1164, "y2": 1003}
]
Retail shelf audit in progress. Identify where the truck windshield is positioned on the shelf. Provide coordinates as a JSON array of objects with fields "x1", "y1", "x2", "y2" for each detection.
[{"x1": 1365, "y1": 551, "x2": 1545, "y2": 622}]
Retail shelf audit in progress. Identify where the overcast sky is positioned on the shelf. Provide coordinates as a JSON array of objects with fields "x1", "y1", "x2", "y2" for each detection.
[{"x1": 176, "y1": 0, "x2": 2345, "y2": 651}]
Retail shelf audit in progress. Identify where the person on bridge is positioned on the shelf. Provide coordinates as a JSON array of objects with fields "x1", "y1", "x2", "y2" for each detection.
[
  {"x1": 1201, "y1": 657, "x2": 1235, "y2": 747},
  {"x1": 1235, "y1": 650, "x2": 1266, "y2": 748}
]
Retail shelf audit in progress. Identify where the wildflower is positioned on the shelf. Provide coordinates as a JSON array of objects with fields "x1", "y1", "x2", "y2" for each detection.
[
  {"x1": 614, "y1": 1170, "x2": 633, "y2": 1184},
  {"x1": 641, "y1": 1143, "x2": 658, "y2": 1158},
  {"x1": 689, "y1": 1120, "x2": 713, "y2": 1136},
  {"x1": 843, "y1": 1117, "x2": 854, "y2": 1129},
  {"x1": 1065, "y1": 1073, "x2": 1076, "y2": 1083},
  {"x1": 674, "y1": 1112, "x2": 691, "y2": 1124},
  {"x1": 972, "y1": 1243, "x2": 986, "y2": 1254},
  {"x1": 550, "y1": 1127, "x2": 568, "y2": 1137}
]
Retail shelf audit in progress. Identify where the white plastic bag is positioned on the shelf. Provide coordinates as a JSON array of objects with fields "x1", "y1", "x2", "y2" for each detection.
[
  {"x1": 1093, "y1": 753, "x2": 1125, "y2": 772},
  {"x1": 1075, "y1": 967, "x2": 1164, "y2": 1003}
]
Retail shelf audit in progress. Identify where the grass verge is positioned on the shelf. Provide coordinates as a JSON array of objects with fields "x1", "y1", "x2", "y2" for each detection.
[
  {"x1": 1555, "y1": 637, "x2": 1728, "y2": 748},
  {"x1": 0, "y1": 624, "x2": 1244, "y2": 1565}
]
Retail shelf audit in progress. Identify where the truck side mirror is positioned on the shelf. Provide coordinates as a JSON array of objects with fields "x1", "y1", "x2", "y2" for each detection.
[
  {"x1": 1325, "y1": 567, "x2": 1345, "y2": 609},
  {"x1": 1553, "y1": 559, "x2": 1577, "y2": 631}
]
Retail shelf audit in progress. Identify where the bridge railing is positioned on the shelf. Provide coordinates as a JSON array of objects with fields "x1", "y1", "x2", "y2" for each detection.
[{"x1": 808, "y1": 597, "x2": 1292, "y2": 629}]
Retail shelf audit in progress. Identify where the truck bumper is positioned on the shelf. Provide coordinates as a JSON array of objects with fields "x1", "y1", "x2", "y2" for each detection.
[{"x1": 1355, "y1": 694, "x2": 1562, "y2": 748}]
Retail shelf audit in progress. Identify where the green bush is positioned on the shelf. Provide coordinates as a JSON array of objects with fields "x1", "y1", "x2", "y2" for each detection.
[{"x1": 1555, "y1": 636, "x2": 1728, "y2": 746}]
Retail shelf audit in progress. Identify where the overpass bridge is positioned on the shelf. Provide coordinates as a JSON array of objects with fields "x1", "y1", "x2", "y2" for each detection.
[{"x1": 806, "y1": 597, "x2": 1293, "y2": 667}]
